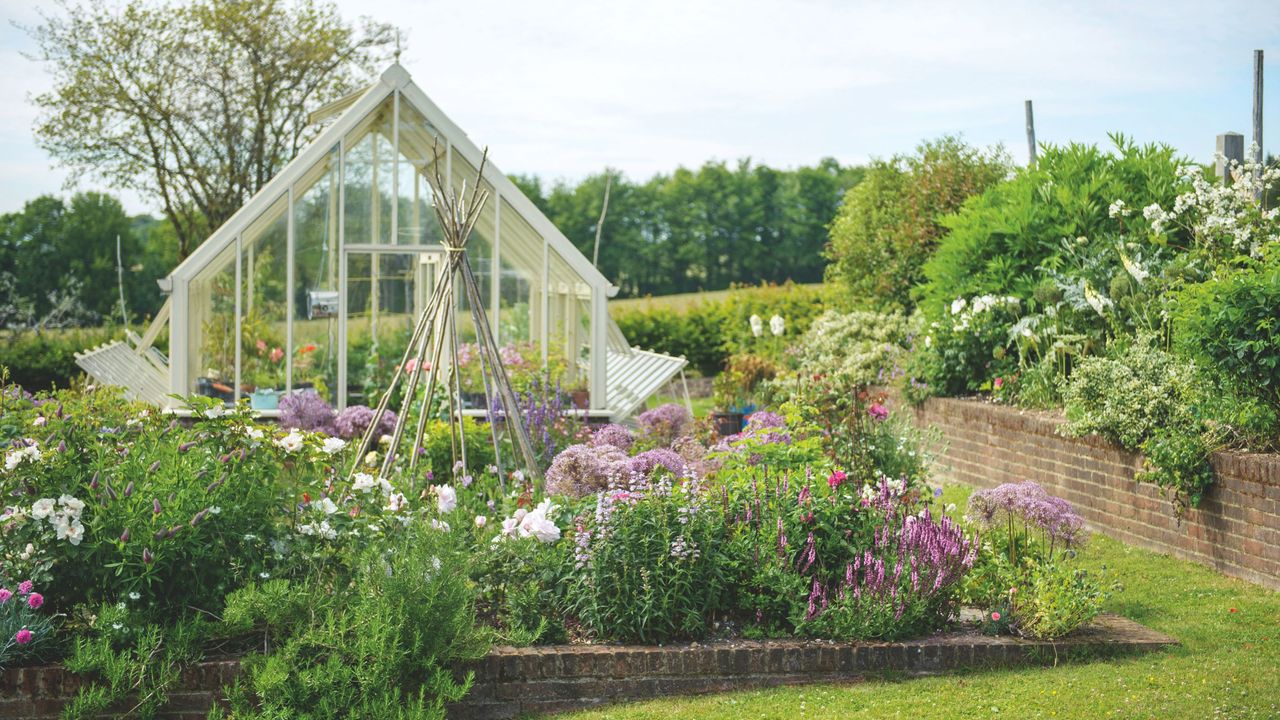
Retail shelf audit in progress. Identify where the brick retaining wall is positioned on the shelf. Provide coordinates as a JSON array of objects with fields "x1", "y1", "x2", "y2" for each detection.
[
  {"x1": 1, "y1": 616, "x2": 1172, "y2": 719},
  {"x1": 910, "y1": 396, "x2": 1280, "y2": 589}
]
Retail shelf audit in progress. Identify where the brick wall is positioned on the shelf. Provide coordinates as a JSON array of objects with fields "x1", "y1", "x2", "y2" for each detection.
[
  {"x1": 910, "y1": 396, "x2": 1280, "y2": 589},
  {"x1": 2, "y1": 616, "x2": 1173, "y2": 719}
]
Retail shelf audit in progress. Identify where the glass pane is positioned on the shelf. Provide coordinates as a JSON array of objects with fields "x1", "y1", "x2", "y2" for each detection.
[
  {"x1": 345, "y1": 251, "x2": 426, "y2": 406},
  {"x1": 189, "y1": 242, "x2": 238, "y2": 403},
  {"x1": 396, "y1": 94, "x2": 446, "y2": 246},
  {"x1": 498, "y1": 198, "x2": 542, "y2": 347},
  {"x1": 293, "y1": 146, "x2": 340, "y2": 404},
  {"x1": 451, "y1": 148, "x2": 494, "y2": 343},
  {"x1": 343, "y1": 97, "x2": 394, "y2": 246},
  {"x1": 548, "y1": 248, "x2": 591, "y2": 390},
  {"x1": 241, "y1": 197, "x2": 289, "y2": 395}
]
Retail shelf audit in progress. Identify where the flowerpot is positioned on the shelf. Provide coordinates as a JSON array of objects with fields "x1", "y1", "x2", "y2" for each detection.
[
  {"x1": 250, "y1": 388, "x2": 280, "y2": 410},
  {"x1": 569, "y1": 390, "x2": 590, "y2": 410},
  {"x1": 711, "y1": 411, "x2": 745, "y2": 437},
  {"x1": 461, "y1": 391, "x2": 488, "y2": 410}
]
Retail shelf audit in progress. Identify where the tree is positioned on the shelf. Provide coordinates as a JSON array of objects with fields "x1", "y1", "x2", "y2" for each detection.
[
  {"x1": 26, "y1": 0, "x2": 395, "y2": 260},
  {"x1": 825, "y1": 137, "x2": 1009, "y2": 310}
]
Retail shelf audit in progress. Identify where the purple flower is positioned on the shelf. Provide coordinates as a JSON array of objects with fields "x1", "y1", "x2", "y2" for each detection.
[
  {"x1": 16, "y1": 580, "x2": 33, "y2": 596},
  {"x1": 14, "y1": 628, "x2": 32, "y2": 645},
  {"x1": 0, "y1": 589, "x2": 11, "y2": 603},
  {"x1": 26, "y1": 593, "x2": 43, "y2": 610},
  {"x1": 868, "y1": 404, "x2": 889, "y2": 422},
  {"x1": 279, "y1": 390, "x2": 338, "y2": 435},
  {"x1": 545, "y1": 443, "x2": 629, "y2": 499},
  {"x1": 592, "y1": 424, "x2": 634, "y2": 452},
  {"x1": 967, "y1": 481, "x2": 1086, "y2": 547},
  {"x1": 628, "y1": 448, "x2": 686, "y2": 479},
  {"x1": 333, "y1": 405, "x2": 397, "y2": 440},
  {"x1": 636, "y1": 404, "x2": 692, "y2": 444}
]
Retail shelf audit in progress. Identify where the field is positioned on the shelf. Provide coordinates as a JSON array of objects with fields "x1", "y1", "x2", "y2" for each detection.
[{"x1": 609, "y1": 283, "x2": 827, "y2": 315}]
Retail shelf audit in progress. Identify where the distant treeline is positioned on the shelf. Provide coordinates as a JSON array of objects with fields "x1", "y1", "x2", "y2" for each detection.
[{"x1": 511, "y1": 158, "x2": 864, "y2": 297}]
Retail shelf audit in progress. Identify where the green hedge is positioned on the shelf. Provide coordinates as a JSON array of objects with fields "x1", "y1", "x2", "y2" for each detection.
[
  {"x1": 0, "y1": 328, "x2": 121, "y2": 391},
  {"x1": 613, "y1": 283, "x2": 832, "y2": 375}
]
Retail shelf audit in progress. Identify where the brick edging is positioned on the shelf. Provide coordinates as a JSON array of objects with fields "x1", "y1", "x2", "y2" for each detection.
[
  {"x1": 905, "y1": 394, "x2": 1280, "y2": 589},
  {"x1": 1, "y1": 615, "x2": 1173, "y2": 719}
]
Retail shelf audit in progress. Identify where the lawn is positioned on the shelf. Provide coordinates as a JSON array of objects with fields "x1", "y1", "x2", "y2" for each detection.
[
  {"x1": 609, "y1": 283, "x2": 826, "y2": 315},
  {"x1": 552, "y1": 484, "x2": 1280, "y2": 720}
]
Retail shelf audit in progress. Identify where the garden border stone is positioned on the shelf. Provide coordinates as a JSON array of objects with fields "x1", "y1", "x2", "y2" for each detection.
[{"x1": 0, "y1": 615, "x2": 1174, "y2": 719}]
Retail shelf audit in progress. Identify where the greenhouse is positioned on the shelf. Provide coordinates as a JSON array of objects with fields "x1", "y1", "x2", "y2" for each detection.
[{"x1": 78, "y1": 64, "x2": 685, "y2": 419}]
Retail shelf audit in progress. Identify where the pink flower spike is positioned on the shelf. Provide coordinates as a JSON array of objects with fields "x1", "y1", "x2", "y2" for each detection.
[
  {"x1": 16, "y1": 580, "x2": 33, "y2": 596},
  {"x1": 0, "y1": 589, "x2": 11, "y2": 603},
  {"x1": 14, "y1": 628, "x2": 32, "y2": 645},
  {"x1": 27, "y1": 593, "x2": 43, "y2": 610}
]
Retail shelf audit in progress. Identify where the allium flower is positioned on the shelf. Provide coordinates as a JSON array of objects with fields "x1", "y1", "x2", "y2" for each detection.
[
  {"x1": 436, "y1": 485, "x2": 457, "y2": 513},
  {"x1": 14, "y1": 628, "x2": 32, "y2": 645},
  {"x1": 967, "y1": 481, "x2": 1086, "y2": 547},
  {"x1": 592, "y1": 424, "x2": 634, "y2": 452},
  {"x1": 628, "y1": 448, "x2": 686, "y2": 479},
  {"x1": 333, "y1": 406, "x2": 398, "y2": 440},
  {"x1": 545, "y1": 444, "x2": 629, "y2": 498},
  {"x1": 279, "y1": 390, "x2": 337, "y2": 435},
  {"x1": 636, "y1": 403, "x2": 692, "y2": 444}
]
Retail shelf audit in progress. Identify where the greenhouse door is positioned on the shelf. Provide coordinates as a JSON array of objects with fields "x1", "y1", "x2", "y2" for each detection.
[{"x1": 338, "y1": 248, "x2": 443, "y2": 408}]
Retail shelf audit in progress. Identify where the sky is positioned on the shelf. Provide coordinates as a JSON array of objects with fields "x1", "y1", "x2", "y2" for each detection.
[{"x1": 1, "y1": 0, "x2": 1279, "y2": 216}]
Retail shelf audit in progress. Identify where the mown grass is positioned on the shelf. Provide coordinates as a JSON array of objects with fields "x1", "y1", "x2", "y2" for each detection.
[
  {"x1": 609, "y1": 283, "x2": 827, "y2": 315},
  {"x1": 550, "y1": 485, "x2": 1280, "y2": 720}
]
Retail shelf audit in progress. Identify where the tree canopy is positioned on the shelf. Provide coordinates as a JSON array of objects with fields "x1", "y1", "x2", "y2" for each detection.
[{"x1": 26, "y1": 0, "x2": 396, "y2": 260}]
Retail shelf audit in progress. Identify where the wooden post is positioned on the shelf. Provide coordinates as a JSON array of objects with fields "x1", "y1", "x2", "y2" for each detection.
[
  {"x1": 1217, "y1": 132, "x2": 1245, "y2": 184},
  {"x1": 1253, "y1": 49, "x2": 1264, "y2": 198},
  {"x1": 1025, "y1": 100, "x2": 1037, "y2": 167}
]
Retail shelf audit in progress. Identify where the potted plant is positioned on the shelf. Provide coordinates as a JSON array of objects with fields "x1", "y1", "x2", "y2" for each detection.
[{"x1": 711, "y1": 354, "x2": 777, "y2": 437}]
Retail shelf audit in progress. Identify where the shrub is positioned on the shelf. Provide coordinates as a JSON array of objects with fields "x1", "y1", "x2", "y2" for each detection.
[
  {"x1": 0, "y1": 328, "x2": 120, "y2": 391},
  {"x1": 826, "y1": 136, "x2": 1009, "y2": 310},
  {"x1": 569, "y1": 479, "x2": 729, "y2": 643},
  {"x1": 792, "y1": 309, "x2": 912, "y2": 386}
]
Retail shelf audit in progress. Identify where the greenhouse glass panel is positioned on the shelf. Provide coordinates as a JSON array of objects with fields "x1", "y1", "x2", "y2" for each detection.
[
  {"x1": 548, "y1": 248, "x2": 591, "y2": 391},
  {"x1": 292, "y1": 145, "x2": 341, "y2": 404},
  {"x1": 395, "y1": 94, "x2": 446, "y2": 246},
  {"x1": 497, "y1": 198, "x2": 543, "y2": 349},
  {"x1": 343, "y1": 97, "x2": 395, "y2": 246},
  {"x1": 240, "y1": 196, "x2": 289, "y2": 406},
  {"x1": 188, "y1": 240, "x2": 238, "y2": 402}
]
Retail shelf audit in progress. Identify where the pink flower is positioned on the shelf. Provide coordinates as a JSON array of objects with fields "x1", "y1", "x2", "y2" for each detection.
[
  {"x1": 0, "y1": 589, "x2": 11, "y2": 603},
  {"x1": 26, "y1": 593, "x2": 43, "y2": 610},
  {"x1": 827, "y1": 470, "x2": 847, "y2": 490},
  {"x1": 255, "y1": 339, "x2": 267, "y2": 353},
  {"x1": 269, "y1": 347, "x2": 284, "y2": 363},
  {"x1": 16, "y1": 580, "x2": 33, "y2": 596},
  {"x1": 991, "y1": 611, "x2": 1002, "y2": 622},
  {"x1": 868, "y1": 404, "x2": 889, "y2": 422},
  {"x1": 14, "y1": 628, "x2": 32, "y2": 645},
  {"x1": 994, "y1": 377, "x2": 1004, "y2": 389}
]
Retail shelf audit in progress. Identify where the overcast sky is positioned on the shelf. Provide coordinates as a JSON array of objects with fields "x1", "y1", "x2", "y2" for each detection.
[{"x1": 2, "y1": 0, "x2": 1279, "y2": 216}]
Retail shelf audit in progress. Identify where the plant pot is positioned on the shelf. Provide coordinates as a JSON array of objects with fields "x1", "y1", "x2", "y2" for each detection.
[
  {"x1": 711, "y1": 411, "x2": 745, "y2": 437},
  {"x1": 569, "y1": 390, "x2": 590, "y2": 410},
  {"x1": 461, "y1": 391, "x2": 488, "y2": 410},
  {"x1": 249, "y1": 388, "x2": 280, "y2": 411}
]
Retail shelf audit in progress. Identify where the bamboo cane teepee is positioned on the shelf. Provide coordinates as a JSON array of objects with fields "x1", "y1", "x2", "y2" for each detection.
[{"x1": 347, "y1": 144, "x2": 542, "y2": 493}]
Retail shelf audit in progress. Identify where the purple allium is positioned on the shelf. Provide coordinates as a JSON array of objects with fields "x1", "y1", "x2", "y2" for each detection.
[
  {"x1": 279, "y1": 390, "x2": 338, "y2": 435},
  {"x1": 967, "y1": 481, "x2": 1086, "y2": 547},
  {"x1": 744, "y1": 411, "x2": 785, "y2": 429},
  {"x1": 628, "y1": 448, "x2": 686, "y2": 479},
  {"x1": 636, "y1": 403, "x2": 692, "y2": 444},
  {"x1": 545, "y1": 443, "x2": 629, "y2": 499},
  {"x1": 332, "y1": 405, "x2": 398, "y2": 440},
  {"x1": 592, "y1": 424, "x2": 634, "y2": 452}
]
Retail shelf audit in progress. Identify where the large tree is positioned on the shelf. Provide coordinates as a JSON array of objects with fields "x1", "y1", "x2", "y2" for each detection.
[{"x1": 27, "y1": 0, "x2": 396, "y2": 260}]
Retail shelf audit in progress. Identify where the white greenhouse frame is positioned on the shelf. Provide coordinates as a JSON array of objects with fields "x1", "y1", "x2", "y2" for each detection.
[{"x1": 118, "y1": 64, "x2": 685, "y2": 419}]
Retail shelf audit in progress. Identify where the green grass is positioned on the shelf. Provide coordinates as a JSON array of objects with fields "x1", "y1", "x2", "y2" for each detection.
[
  {"x1": 609, "y1": 283, "x2": 826, "y2": 315},
  {"x1": 643, "y1": 393, "x2": 716, "y2": 419},
  {"x1": 551, "y1": 484, "x2": 1280, "y2": 720}
]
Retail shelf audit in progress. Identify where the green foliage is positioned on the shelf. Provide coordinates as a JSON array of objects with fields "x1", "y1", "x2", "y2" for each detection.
[
  {"x1": 0, "y1": 328, "x2": 120, "y2": 390},
  {"x1": 613, "y1": 282, "x2": 830, "y2": 375},
  {"x1": 1172, "y1": 249, "x2": 1280, "y2": 407},
  {"x1": 791, "y1": 309, "x2": 913, "y2": 386},
  {"x1": 569, "y1": 480, "x2": 729, "y2": 643},
  {"x1": 221, "y1": 527, "x2": 490, "y2": 719},
  {"x1": 1014, "y1": 563, "x2": 1108, "y2": 640},
  {"x1": 826, "y1": 137, "x2": 1010, "y2": 310},
  {"x1": 520, "y1": 159, "x2": 863, "y2": 298}
]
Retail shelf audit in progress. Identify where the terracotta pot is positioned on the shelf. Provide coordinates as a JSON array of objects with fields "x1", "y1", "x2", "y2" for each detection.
[{"x1": 569, "y1": 390, "x2": 590, "y2": 410}]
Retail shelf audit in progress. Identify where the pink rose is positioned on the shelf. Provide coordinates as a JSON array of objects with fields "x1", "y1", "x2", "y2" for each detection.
[
  {"x1": 14, "y1": 628, "x2": 32, "y2": 645},
  {"x1": 27, "y1": 593, "x2": 43, "y2": 610}
]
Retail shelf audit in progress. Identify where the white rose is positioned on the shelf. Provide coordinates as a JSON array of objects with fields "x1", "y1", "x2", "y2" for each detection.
[
  {"x1": 316, "y1": 497, "x2": 339, "y2": 515},
  {"x1": 352, "y1": 473, "x2": 377, "y2": 493},
  {"x1": 31, "y1": 498, "x2": 56, "y2": 520},
  {"x1": 321, "y1": 437, "x2": 347, "y2": 455},
  {"x1": 275, "y1": 430, "x2": 305, "y2": 453}
]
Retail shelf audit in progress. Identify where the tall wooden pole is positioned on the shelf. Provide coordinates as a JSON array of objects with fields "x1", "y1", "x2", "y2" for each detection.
[
  {"x1": 1025, "y1": 100, "x2": 1037, "y2": 167},
  {"x1": 1253, "y1": 49, "x2": 1264, "y2": 198}
]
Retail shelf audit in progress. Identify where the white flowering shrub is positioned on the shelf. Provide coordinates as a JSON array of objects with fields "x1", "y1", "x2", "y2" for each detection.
[{"x1": 793, "y1": 310, "x2": 913, "y2": 387}]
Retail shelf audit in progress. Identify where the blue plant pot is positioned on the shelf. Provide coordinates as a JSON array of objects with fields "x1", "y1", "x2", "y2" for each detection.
[{"x1": 250, "y1": 389, "x2": 280, "y2": 410}]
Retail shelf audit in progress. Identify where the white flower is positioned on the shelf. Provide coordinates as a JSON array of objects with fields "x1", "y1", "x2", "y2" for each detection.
[
  {"x1": 315, "y1": 497, "x2": 339, "y2": 515},
  {"x1": 320, "y1": 437, "x2": 347, "y2": 455},
  {"x1": 749, "y1": 314, "x2": 764, "y2": 338},
  {"x1": 377, "y1": 477, "x2": 395, "y2": 495},
  {"x1": 511, "y1": 470, "x2": 525, "y2": 484},
  {"x1": 518, "y1": 499, "x2": 561, "y2": 543},
  {"x1": 275, "y1": 430, "x2": 305, "y2": 453},
  {"x1": 385, "y1": 492, "x2": 408, "y2": 513},
  {"x1": 33, "y1": 416, "x2": 46, "y2": 427},
  {"x1": 31, "y1": 498, "x2": 56, "y2": 519},
  {"x1": 436, "y1": 485, "x2": 457, "y2": 513},
  {"x1": 364, "y1": 451, "x2": 379, "y2": 466},
  {"x1": 352, "y1": 472, "x2": 377, "y2": 493},
  {"x1": 203, "y1": 405, "x2": 225, "y2": 419},
  {"x1": 1108, "y1": 199, "x2": 1130, "y2": 218},
  {"x1": 1119, "y1": 252, "x2": 1149, "y2": 284},
  {"x1": 950, "y1": 297, "x2": 967, "y2": 316},
  {"x1": 64, "y1": 521, "x2": 85, "y2": 546},
  {"x1": 474, "y1": 515, "x2": 487, "y2": 528},
  {"x1": 128, "y1": 592, "x2": 141, "y2": 601},
  {"x1": 769, "y1": 314, "x2": 785, "y2": 336},
  {"x1": 242, "y1": 425, "x2": 265, "y2": 441},
  {"x1": 59, "y1": 495, "x2": 85, "y2": 516},
  {"x1": 430, "y1": 518, "x2": 451, "y2": 532},
  {"x1": 378, "y1": 434, "x2": 392, "y2": 445}
]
